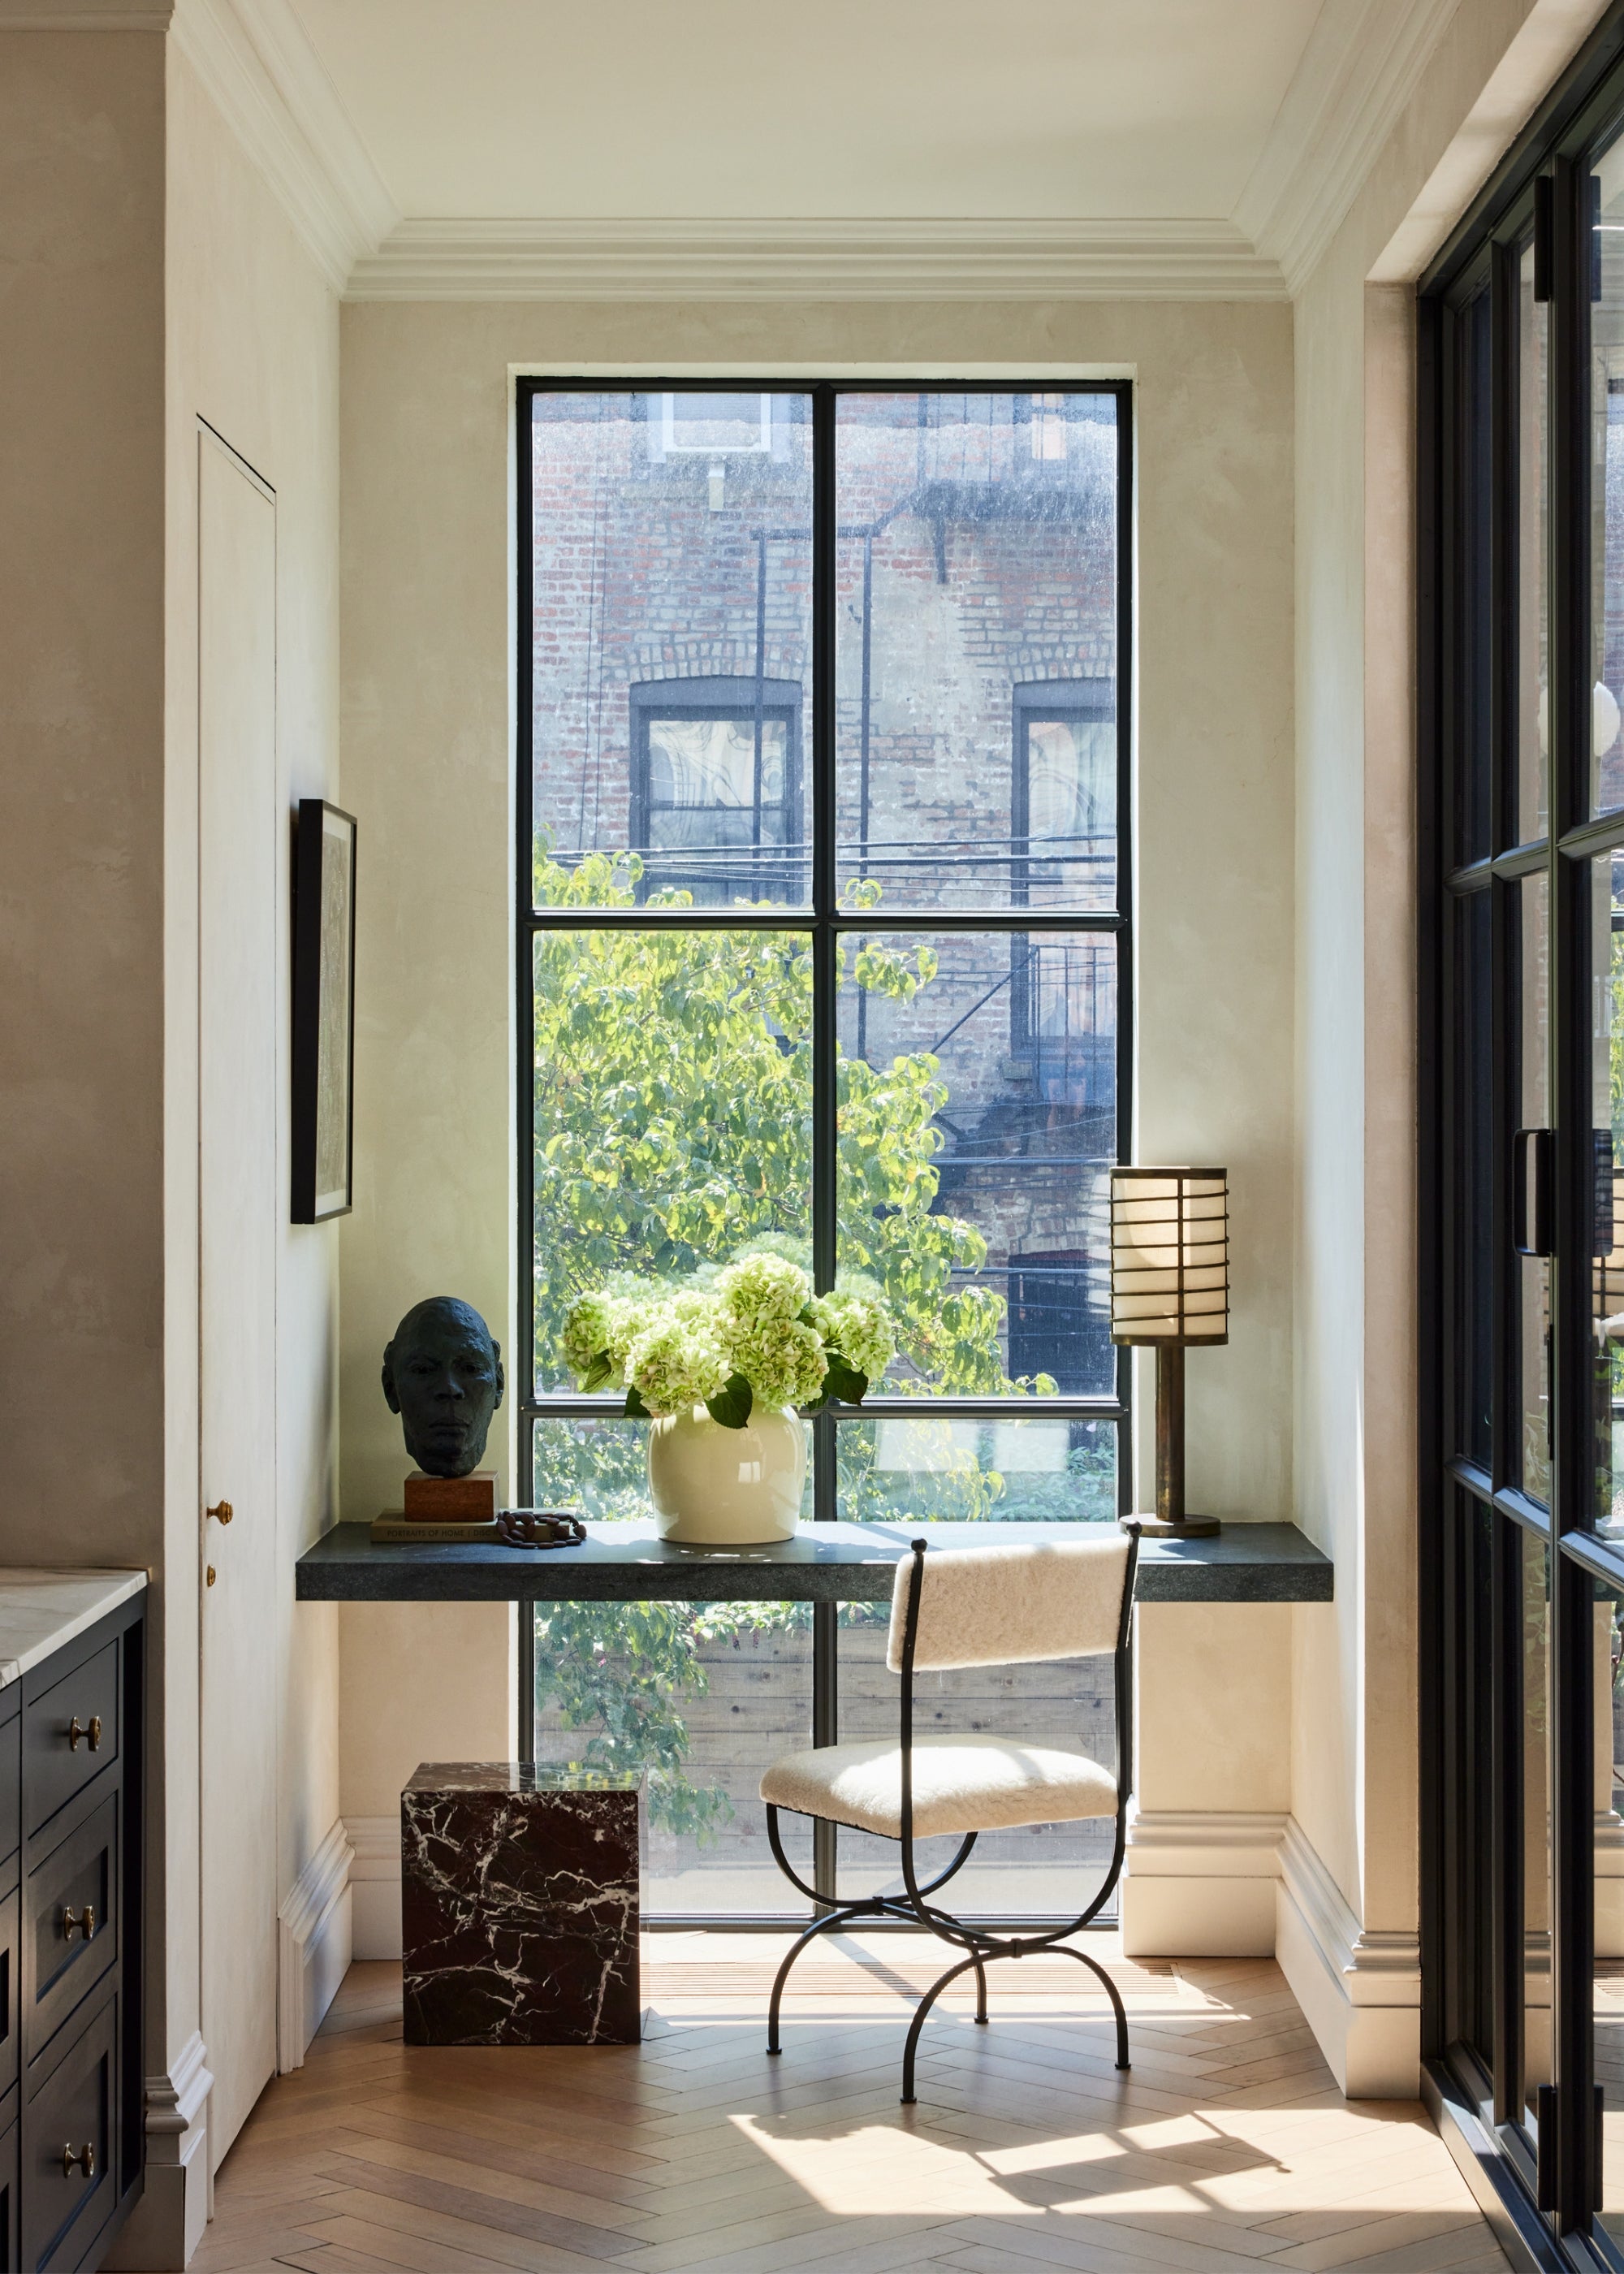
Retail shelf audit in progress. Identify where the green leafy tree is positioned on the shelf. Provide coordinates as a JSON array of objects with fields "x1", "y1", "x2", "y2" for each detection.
[{"x1": 528, "y1": 849, "x2": 1091, "y2": 1838}]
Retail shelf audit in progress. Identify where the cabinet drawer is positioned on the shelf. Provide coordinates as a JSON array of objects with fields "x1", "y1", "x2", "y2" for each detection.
[
  {"x1": 0, "y1": 2095, "x2": 17, "y2": 2274},
  {"x1": 23, "y1": 1649, "x2": 117, "y2": 1844},
  {"x1": 0, "y1": 1887, "x2": 19, "y2": 2104},
  {"x1": 0, "y1": 1702, "x2": 22, "y2": 1873},
  {"x1": 24, "y1": 1801, "x2": 115, "y2": 2069},
  {"x1": 22, "y1": 1992, "x2": 114, "y2": 2273}
]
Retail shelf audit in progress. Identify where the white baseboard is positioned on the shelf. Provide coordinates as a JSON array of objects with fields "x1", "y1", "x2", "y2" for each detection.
[
  {"x1": 1121, "y1": 1810, "x2": 1286, "y2": 1956},
  {"x1": 1122, "y1": 1809, "x2": 1420, "y2": 2098},
  {"x1": 1275, "y1": 1818, "x2": 1420, "y2": 2099},
  {"x1": 103, "y1": 2032, "x2": 212, "y2": 2269},
  {"x1": 345, "y1": 1814, "x2": 401, "y2": 1961},
  {"x1": 278, "y1": 1819, "x2": 355, "y2": 2070}
]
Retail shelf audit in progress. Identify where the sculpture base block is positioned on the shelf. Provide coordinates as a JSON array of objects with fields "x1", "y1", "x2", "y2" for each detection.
[
  {"x1": 404, "y1": 1470, "x2": 496, "y2": 1520},
  {"x1": 401, "y1": 1763, "x2": 641, "y2": 2046}
]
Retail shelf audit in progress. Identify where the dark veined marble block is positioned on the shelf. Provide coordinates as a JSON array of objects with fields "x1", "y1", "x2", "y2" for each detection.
[{"x1": 401, "y1": 1762, "x2": 641, "y2": 2046}]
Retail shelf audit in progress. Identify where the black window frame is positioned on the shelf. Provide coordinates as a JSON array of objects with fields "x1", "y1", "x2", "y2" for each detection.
[
  {"x1": 515, "y1": 377, "x2": 1134, "y2": 1913},
  {"x1": 1421, "y1": 2, "x2": 1624, "y2": 2255}
]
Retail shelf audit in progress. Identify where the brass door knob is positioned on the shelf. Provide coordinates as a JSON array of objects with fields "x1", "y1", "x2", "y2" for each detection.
[
  {"x1": 61, "y1": 2142, "x2": 93, "y2": 2178},
  {"x1": 206, "y1": 1500, "x2": 233, "y2": 1525},
  {"x1": 205, "y1": 1566, "x2": 216, "y2": 1588},
  {"x1": 67, "y1": 1716, "x2": 101, "y2": 1753},
  {"x1": 61, "y1": 1904, "x2": 95, "y2": 1942}
]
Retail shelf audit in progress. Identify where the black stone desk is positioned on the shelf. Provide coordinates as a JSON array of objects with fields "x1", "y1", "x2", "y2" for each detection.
[{"x1": 297, "y1": 1518, "x2": 1332, "y2": 1604}]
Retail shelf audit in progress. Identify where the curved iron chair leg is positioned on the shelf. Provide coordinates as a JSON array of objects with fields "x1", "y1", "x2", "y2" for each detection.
[
  {"x1": 901, "y1": 1948, "x2": 990, "y2": 2103},
  {"x1": 1049, "y1": 1942, "x2": 1130, "y2": 2069},
  {"x1": 767, "y1": 1901, "x2": 875, "y2": 2054},
  {"x1": 974, "y1": 1958, "x2": 988, "y2": 2023}
]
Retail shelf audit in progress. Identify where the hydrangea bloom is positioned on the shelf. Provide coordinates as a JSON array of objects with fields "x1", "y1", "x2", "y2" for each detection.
[
  {"x1": 625, "y1": 1310, "x2": 730, "y2": 1416},
  {"x1": 564, "y1": 1251, "x2": 896, "y2": 1424}
]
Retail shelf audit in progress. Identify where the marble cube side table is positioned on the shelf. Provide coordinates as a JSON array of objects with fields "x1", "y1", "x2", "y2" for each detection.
[{"x1": 401, "y1": 1762, "x2": 641, "y2": 2046}]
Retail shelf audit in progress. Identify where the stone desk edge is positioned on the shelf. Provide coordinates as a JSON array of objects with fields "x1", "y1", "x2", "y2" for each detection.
[{"x1": 296, "y1": 1519, "x2": 1332, "y2": 1604}]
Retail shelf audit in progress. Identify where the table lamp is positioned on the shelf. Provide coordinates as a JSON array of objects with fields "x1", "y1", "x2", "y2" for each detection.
[{"x1": 1109, "y1": 1166, "x2": 1229, "y2": 1537}]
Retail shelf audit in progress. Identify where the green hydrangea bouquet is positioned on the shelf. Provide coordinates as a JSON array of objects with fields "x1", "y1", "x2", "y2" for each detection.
[{"x1": 563, "y1": 1251, "x2": 896, "y2": 1429}]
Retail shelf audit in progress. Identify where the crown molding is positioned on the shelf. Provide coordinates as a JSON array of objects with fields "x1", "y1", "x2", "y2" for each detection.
[
  {"x1": 1235, "y1": 0, "x2": 1461, "y2": 295},
  {"x1": 0, "y1": 1, "x2": 171, "y2": 23},
  {"x1": 346, "y1": 215, "x2": 1286, "y2": 304},
  {"x1": 170, "y1": 0, "x2": 397, "y2": 293}
]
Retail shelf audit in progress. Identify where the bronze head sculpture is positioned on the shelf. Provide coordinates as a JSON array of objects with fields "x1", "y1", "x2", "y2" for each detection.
[{"x1": 382, "y1": 1296, "x2": 504, "y2": 1478}]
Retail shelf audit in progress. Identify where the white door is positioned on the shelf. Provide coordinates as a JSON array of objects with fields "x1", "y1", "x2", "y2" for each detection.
[{"x1": 197, "y1": 426, "x2": 279, "y2": 2167}]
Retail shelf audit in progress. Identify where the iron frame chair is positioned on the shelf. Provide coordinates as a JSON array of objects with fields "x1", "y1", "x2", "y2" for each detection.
[{"x1": 764, "y1": 1524, "x2": 1141, "y2": 2103}]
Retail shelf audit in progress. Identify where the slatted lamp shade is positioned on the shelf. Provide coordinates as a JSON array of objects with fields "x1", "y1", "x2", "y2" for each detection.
[
  {"x1": 1108, "y1": 1167, "x2": 1229, "y2": 1537},
  {"x1": 1109, "y1": 1168, "x2": 1229, "y2": 1346}
]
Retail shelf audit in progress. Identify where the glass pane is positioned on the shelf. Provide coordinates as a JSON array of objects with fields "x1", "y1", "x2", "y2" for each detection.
[
  {"x1": 1518, "y1": 238, "x2": 1550, "y2": 844},
  {"x1": 1442, "y1": 1490, "x2": 1494, "y2": 2069},
  {"x1": 837, "y1": 931, "x2": 1115, "y2": 1394},
  {"x1": 531, "y1": 927, "x2": 811, "y2": 1393},
  {"x1": 1594, "y1": 852, "x2": 1624, "y2": 1533},
  {"x1": 1594, "y1": 138, "x2": 1624, "y2": 815},
  {"x1": 839, "y1": 1416, "x2": 1117, "y2": 1523},
  {"x1": 1518, "y1": 874, "x2": 1550, "y2": 1501},
  {"x1": 1457, "y1": 287, "x2": 1492, "y2": 865},
  {"x1": 532, "y1": 1592, "x2": 814, "y2": 1915},
  {"x1": 529, "y1": 391, "x2": 812, "y2": 906},
  {"x1": 1452, "y1": 886, "x2": 1493, "y2": 1467},
  {"x1": 835, "y1": 1601, "x2": 1117, "y2": 1917},
  {"x1": 836, "y1": 392, "x2": 1120, "y2": 912},
  {"x1": 1521, "y1": 1533, "x2": 1552, "y2": 2134},
  {"x1": 1596, "y1": 1579, "x2": 1624, "y2": 2246}
]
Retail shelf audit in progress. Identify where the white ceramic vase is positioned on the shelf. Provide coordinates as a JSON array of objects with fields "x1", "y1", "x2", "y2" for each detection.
[{"x1": 646, "y1": 1404, "x2": 806, "y2": 1545}]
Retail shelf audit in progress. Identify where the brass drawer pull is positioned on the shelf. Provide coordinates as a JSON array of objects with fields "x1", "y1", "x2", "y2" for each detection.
[
  {"x1": 61, "y1": 2142, "x2": 93, "y2": 2179},
  {"x1": 60, "y1": 1904, "x2": 95, "y2": 1942},
  {"x1": 67, "y1": 1716, "x2": 102, "y2": 1753},
  {"x1": 206, "y1": 1500, "x2": 233, "y2": 1525}
]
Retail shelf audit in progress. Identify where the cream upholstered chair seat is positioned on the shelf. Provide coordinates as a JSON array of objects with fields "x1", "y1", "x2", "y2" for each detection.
[{"x1": 761, "y1": 1732, "x2": 1116, "y2": 1842}]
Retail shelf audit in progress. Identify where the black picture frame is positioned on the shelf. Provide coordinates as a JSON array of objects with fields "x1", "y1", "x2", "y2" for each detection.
[{"x1": 291, "y1": 798, "x2": 356, "y2": 1223}]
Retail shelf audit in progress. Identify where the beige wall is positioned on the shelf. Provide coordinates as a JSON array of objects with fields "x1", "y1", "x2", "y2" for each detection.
[
  {"x1": 0, "y1": 39, "x2": 167, "y2": 1549},
  {"x1": 336, "y1": 296, "x2": 1297, "y2": 1824}
]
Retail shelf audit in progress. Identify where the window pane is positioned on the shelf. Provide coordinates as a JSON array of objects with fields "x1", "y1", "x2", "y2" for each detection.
[
  {"x1": 532, "y1": 1593, "x2": 814, "y2": 1916},
  {"x1": 839, "y1": 1416, "x2": 1117, "y2": 1523},
  {"x1": 1520, "y1": 1533, "x2": 1552, "y2": 2137},
  {"x1": 1593, "y1": 853, "x2": 1624, "y2": 1532},
  {"x1": 837, "y1": 931, "x2": 1115, "y2": 1394},
  {"x1": 1451, "y1": 886, "x2": 1492, "y2": 1466},
  {"x1": 1518, "y1": 237, "x2": 1550, "y2": 844},
  {"x1": 1456, "y1": 288, "x2": 1492, "y2": 864},
  {"x1": 529, "y1": 391, "x2": 812, "y2": 905},
  {"x1": 835, "y1": 1601, "x2": 1117, "y2": 1917},
  {"x1": 836, "y1": 392, "x2": 1120, "y2": 912},
  {"x1": 1517, "y1": 874, "x2": 1549, "y2": 1501},
  {"x1": 531, "y1": 927, "x2": 811, "y2": 1393},
  {"x1": 1596, "y1": 1577, "x2": 1624, "y2": 2247},
  {"x1": 1594, "y1": 137, "x2": 1624, "y2": 816}
]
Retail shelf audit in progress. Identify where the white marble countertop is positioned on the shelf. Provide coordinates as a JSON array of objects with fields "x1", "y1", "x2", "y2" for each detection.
[{"x1": 0, "y1": 1570, "x2": 146, "y2": 1689}]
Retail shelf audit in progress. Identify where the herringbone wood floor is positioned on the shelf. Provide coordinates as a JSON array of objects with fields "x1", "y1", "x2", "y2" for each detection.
[{"x1": 191, "y1": 1939, "x2": 1510, "y2": 2274}]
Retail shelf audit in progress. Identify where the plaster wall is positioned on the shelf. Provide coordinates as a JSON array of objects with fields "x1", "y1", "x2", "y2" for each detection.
[{"x1": 336, "y1": 297, "x2": 1296, "y2": 1836}]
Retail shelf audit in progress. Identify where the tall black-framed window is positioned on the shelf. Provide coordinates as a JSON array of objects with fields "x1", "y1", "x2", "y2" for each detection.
[
  {"x1": 1422, "y1": 5, "x2": 1624, "y2": 2255},
  {"x1": 517, "y1": 380, "x2": 1131, "y2": 1921}
]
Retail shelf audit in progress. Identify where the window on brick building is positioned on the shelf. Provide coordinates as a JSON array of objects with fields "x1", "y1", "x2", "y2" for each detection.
[
  {"x1": 520, "y1": 383, "x2": 1129, "y2": 1922},
  {"x1": 628, "y1": 677, "x2": 802, "y2": 904}
]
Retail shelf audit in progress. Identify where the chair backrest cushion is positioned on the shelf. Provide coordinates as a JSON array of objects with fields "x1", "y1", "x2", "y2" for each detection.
[{"x1": 886, "y1": 1533, "x2": 1136, "y2": 1673}]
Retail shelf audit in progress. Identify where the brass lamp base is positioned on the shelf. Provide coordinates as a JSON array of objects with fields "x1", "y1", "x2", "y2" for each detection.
[
  {"x1": 1125, "y1": 1512, "x2": 1221, "y2": 1538},
  {"x1": 1117, "y1": 1343, "x2": 1222, "y2": 1539}
]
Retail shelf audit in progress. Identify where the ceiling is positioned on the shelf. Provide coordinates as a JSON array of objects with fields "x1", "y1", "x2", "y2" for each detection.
[{"x1": 286, "y1": 0, "x2": 1321, "y2": 224}]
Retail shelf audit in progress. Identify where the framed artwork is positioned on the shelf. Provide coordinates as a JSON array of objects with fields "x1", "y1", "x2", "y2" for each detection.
[{"x1": 292, "y1": 798, "x2": 356, "y2": 1222}]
